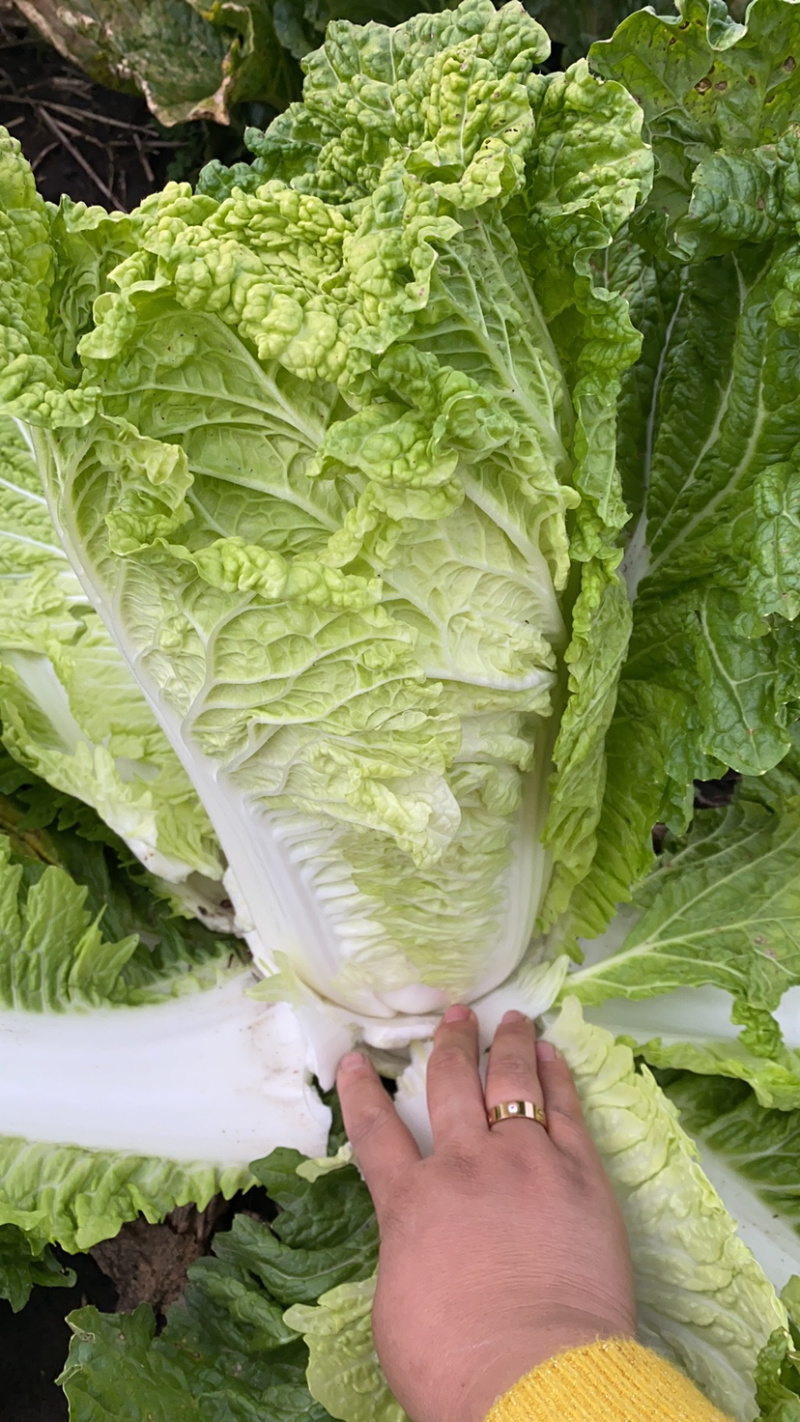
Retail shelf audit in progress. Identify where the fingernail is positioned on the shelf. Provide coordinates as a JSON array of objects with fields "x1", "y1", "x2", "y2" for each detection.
[
  {"x1": 501, "y1": 1010, "x2": 527, "y2": 1025},
  {"x1": 339, "y1": 1051, "x2": 368, "y2": 1074},
  {"x1": 536, "y1": 1040, "x2": 557, "y2": 1062},
  {"x1": 443, "y1": 1004, "x2": 471, "y2": 1024}
]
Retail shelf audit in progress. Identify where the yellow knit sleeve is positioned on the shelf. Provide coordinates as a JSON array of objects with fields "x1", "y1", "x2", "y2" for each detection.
[{"x1": 484, "y1": 1338, "x2": 735, "y2": 1422}]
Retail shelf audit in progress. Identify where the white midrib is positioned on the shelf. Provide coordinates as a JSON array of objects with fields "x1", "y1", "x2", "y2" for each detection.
[
  {"x1": 698, "y1": 595, "x2": 758, "y2": 735},
  {"x1": 0, "y1": 528, "x2": 66, "y2": 556},
  {"x1": 622, "y1": 287, "x2": 685, "y2": 602},
  {"x1": 574, "y1": 813, "x2": 778, "y2": 983},
  {"x1": 650, "y1": 386, "x2": 766, "y2": 577},
  {"x1": 30, "y1": 442, "x2": 484, "y2": 1019},
  {"x1": 0, "y1": 974, "x2": 331, "y2": 1163},
  {"x1": 649, "y1": 253, "x2": 767, "y2": 577},
  {"x1": 0, "y1": 475, "x2": 47, "y2": 505},
  {"x1": 572, "y1": 904, "x2": 792, "y2": 985}
]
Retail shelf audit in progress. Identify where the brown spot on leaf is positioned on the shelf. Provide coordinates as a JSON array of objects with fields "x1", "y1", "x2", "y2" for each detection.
[
  {"x1": 785, "y1": 55, "x2": 797, "y2": 71},
  {"x1": 757, "y1": 195, "x2": 766, "y2": 209},
  {"x1": 748, "y1": 73, "x2": 757, "y2": 85},
  {"x1": 695, "y1": 76, "x2": 712, "y2": 93},
  {"x1": 715, "y1": 80, "x2": 728, "y2": 90}
]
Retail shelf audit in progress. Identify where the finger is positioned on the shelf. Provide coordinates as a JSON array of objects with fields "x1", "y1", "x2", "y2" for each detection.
[
  {"x1": 426, "y1": 1006, "x2": 487, "y2": 1151},
  {"x1": 535, "y1": 1040, "x2": 591, "y2": 1154},
  {"x1": 337, "y1": 1052, "x2": 420, "y2": 1215},
  {"x1": 484, "y1": 1010, "x2": 546, "y2": 1136}
]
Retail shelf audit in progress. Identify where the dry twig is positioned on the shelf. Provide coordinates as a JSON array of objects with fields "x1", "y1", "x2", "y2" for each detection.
[
  {"x1": 41, "y1": 112, "x2": 106, "y2": 148},
  {"x1": 133, "y1": 130, "x2": 155, "y2": 184},
  {"x1": 37, "y1": 104, "x2": 124, "y2": 209},
  {"x1": 0, "y1": 92, "x2": 175, "y2": 137},
  {"x1": 30, "y1": 138, "x2": 58, "y2": 171}
]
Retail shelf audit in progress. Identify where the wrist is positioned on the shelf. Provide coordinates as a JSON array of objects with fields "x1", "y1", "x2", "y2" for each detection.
[{"x1": 460, "y1": 1314, "x2": 635, "y2": 1422}]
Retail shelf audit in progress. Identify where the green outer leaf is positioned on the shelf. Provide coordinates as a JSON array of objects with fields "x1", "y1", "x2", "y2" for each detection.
[
  {"x1": 0, "y1": 832, "x2": 143, "y2": 1012},
  {"x1": 591, "y1": 0, "x2": 800, "y2": 157},
  {"x1": 660, "y1": 1073, "x2": 800, "y2": 1294},
  {"x1": 556, "y1": 0, "x2": 800, "y2": 953},
  {"x1": 504, "y1": 58, "x2": 651, "y2": 936},
  {"x1": 0, "y1": 766, "x2": 241, "y2": 1008},
  {"x1": 559, "y1": 680, "x2": 663, "y2": 943},
  {"x1": 285, "y1": 1276, "x2": 408, "y2": 1422},
  {"x1": 754, "y1": 1276, "x2": 800, "y2": 1422},
  {"x1": 240, "y1": 1151, "x2": 378, "y2": 1305},
  {"x1": 569, "y1": 797, "x2": 800, "y2": 1014},
  {"x1": 0, "y1": 740, "x2": 244, "y2": 1002},
  {"x1": 613, "y1": 1025, "x2": 800, "y2": 1113},
  {"x1": 539, "y1": 557, "x2": 632, "y2": 937},
  {"x1": 15, "y1": 0, "x2": 301, "y2": 125},
  {"x1": 0, "y1": 1222, "x2": 74, "y2": 1312},
  {"x1": 59, "y1": 1148, "x2": 379, "y2": 1419},
  {"x1": 0, "y1": 1135, "x2": 251, "y2": 1254},
  {"x1": 620, "y1": 243, "x2": 799, "y2": 774},
  {"x1": 548, "y1": 999, "x2": 788, "y2": 1422},
  {"x1": 567, "y1": 753, "x2": 800, "y2": 1105},
  {"x1": 745, "y1": 462, "x2": 800, "y2": 623},
  {"x1": 0, "y1": 134, "x2": 95, "y2": 425}
]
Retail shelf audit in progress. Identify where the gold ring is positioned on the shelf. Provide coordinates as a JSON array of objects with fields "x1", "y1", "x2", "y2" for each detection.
[{"x1": 487, "y1": 1101, "x2": 547, "y2": 1129}]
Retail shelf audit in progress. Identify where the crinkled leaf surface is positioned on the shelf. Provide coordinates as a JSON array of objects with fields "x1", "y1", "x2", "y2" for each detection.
[
  {"x1": 286, "y1": 1275, "x2": 408, "y2": 1422},
  {"x1": 0, "y1": 397, "x2": 224, "y2": 895},
  {"x1": 567, "y1": 0, "x2": 800, "y2": 943},
  {"x1": 548, "y1": 1000, "x2": 788, "y2": 1422},
  {"x1": 59, "y1": 1148, "x2": 377, "y2": 1420},
  {"x1": 0, "y1": 2, "x2": 650, "y2": 1025}
]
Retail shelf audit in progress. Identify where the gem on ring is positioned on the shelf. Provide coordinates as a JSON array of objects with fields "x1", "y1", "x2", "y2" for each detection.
[{"x1": 487, "y1": 1101, "x2": 547, "y2": 1129}]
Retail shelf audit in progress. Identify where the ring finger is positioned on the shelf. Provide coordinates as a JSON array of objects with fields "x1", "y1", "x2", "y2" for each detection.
[{"x1": 484, "y1": 1010, "x2": 546, "y2": 1134}]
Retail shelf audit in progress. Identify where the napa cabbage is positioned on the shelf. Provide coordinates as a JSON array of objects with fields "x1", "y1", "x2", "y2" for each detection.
[{"x1": 2, "y1": 0, "x2": 800, "y2": 1419}]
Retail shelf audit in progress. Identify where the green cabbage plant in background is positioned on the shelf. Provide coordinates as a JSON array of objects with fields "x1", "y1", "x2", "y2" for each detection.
[{"x1": 8, "y1": 0, "x2": 678, "y2": 127}]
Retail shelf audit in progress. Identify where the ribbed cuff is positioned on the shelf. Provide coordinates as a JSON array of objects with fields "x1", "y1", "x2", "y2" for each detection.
[{"x1": 484, "y1": 1338, "x2": 734, "y2": 1422}]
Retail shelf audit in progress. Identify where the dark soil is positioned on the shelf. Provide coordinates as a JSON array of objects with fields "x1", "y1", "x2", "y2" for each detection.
[
  {"x1": 0, "y1": 1253, "x2": 116, "y2": 1422},
  {"x1": 0, "y1": 1189, "x2": 275, "y2": 1420},
  {"x1": 693, "y1": 769, "x2": 742, "y2": 809},
  {"x1": 0, "y1": 0, "x2": 244, "y2": 208}
]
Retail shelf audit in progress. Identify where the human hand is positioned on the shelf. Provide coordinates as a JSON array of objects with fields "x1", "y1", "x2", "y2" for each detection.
[{"x1": 336, "y1": 1006, "x2": 636, "y2": 1422}]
